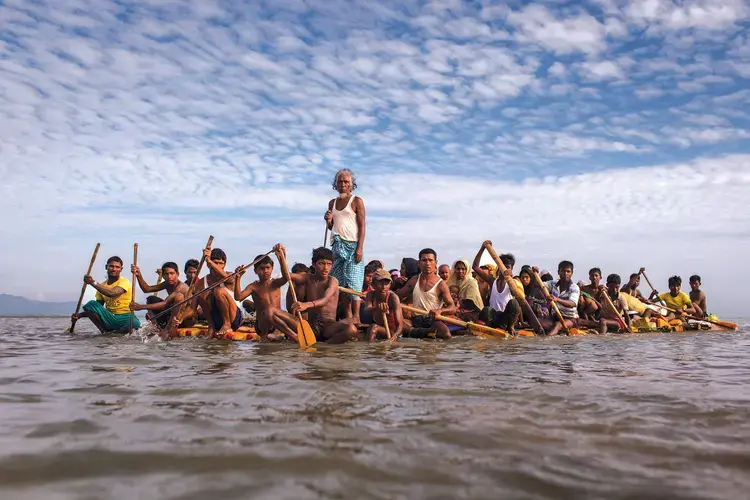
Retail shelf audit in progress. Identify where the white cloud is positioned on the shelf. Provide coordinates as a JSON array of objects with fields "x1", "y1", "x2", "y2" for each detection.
[
  {"x1": 508, "y1": 4, "x2": 606, "y2": 54},
  {"x1": 626, "y1": 0, "x2": 750, "y2": 31}
]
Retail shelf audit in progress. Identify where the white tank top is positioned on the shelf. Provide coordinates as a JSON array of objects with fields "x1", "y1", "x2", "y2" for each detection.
[
  {"x1": 332, "y1": 196, "x2": 358, "y2": 242},
  {"x1": 489, "y1": 278, "x2": 512, "y2": 312},
  {"x1": 413, "y1": 275, "x2": 443, "y2": 311}
]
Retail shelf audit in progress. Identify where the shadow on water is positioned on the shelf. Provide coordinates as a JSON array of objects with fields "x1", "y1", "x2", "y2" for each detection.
[{"x1": 0, "y1": 317, "x2": 749, "y2": 499}]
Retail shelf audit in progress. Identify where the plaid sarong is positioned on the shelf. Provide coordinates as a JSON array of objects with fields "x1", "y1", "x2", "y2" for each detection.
[{"x1": 331, "y1": 235, "x2": 364, "y2": 299}]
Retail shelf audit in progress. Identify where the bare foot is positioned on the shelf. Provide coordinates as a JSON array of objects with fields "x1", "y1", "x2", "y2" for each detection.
[
  {"x1": 217, "y1": 325, "x2": 231, "y2": 338},
  {"x1": 286, "y1": 332, "x2": 299, "y2": 343},
  {"x1": 207, "y1": 326, "x2": 217, "y2": 338},
  {"x1": 267, "y1": 333, "x2": 285, "y2": 342}
]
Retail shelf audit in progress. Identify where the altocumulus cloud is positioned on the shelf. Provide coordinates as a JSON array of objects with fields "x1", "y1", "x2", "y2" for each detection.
[{"x1": 0, "y1": 0, "x2": 749, "y2": 316}]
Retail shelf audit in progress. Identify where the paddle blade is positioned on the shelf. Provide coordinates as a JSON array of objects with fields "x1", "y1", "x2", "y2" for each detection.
[
  {"x1": 297, "y1": 320, "x2": 316, "y2": 348},
  {"x1": 711, "y1": 319, "x2": 738, "y2": 330}
]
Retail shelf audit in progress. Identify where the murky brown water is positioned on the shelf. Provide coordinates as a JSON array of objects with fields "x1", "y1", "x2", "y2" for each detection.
[{"x1": 1, "y1": 317, "x2": 749, "y2": 499}]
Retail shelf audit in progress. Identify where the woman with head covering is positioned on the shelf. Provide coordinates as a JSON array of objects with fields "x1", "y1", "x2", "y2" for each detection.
[{"x1": 447, "y1": 259, "x2": 484, "y2": 322}]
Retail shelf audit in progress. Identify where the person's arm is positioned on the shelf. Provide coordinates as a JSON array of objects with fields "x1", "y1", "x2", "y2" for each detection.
[
  {"x1": 471, "y1": 242, "x2": 495, "y2": 285},
  {"x1": 297, "y1": 276, "x2": 339, "y2": 313},
  {"x1": 396, "y1": 276, "x2": 417, "y2": 301},
  {"x1": 84, "y1": 276, "x2": 125, "y2": 298},
  {"x1": 324, "y1": 199, "x2": 334, "y2": 230},
  {"x1": 353, "y1": 196, "x2": 366, "y2": 264},
  {"x1": 362, "y1": 291, "x2": 377, "y2": 317},
  {"x1": 131, "y1": 265, "x2": 164, "y2": 294},
  {"x1": 233, "y1": 268, "x2": 256, "y2": 302},
  {"x1": 130, "y1": 300, "x2": 168, "y2": 312},
  {"x1": 431, "y1": 281, "x2": 457, "y2": 318},
  {"x1": 683, "y1": 295, "x2": 697, "y2": 315},
  {"x1": 202, "y1": 248, "x2": 228, "y2": 278},
  {"x1": 389, "y1": 292, "x2": 404, "y2": 339},
  {"x1": 621, "y1": 297, "x2": 632, "y2": 329}
]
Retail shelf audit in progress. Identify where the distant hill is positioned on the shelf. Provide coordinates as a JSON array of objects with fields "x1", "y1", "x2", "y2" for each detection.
[{"x1": 0, "y1": 294, "x2": 77, "y2": 317}]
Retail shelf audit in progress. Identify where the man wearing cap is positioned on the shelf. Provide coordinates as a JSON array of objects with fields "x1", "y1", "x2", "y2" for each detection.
[{"x1": 363, "y1": 269, "x2": 404, "y2": 342}]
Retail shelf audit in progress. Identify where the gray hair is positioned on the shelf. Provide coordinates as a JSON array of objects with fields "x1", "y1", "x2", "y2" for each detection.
[{"x1": 332, "y1": 169, "x2": 358, "y2": 191}]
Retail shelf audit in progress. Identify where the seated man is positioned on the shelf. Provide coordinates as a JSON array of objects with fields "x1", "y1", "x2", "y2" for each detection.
[
  {"x1": 472, "y1": 243, "x2": 525, "y2": 335},
  {"x1": 689, "y1": 275, "x2": 708, "y2": 318},
  {"x1": 276, "y1": 244, "x2": 359, "y2": 344},
  {"x1": 396, "y1": 248, "x2": 456, "y2": 340},
  {"x1": 363, "y1": 269, "x2": 404, "y2": 342},
  {"x1": 198, "y1": 248, "x2": 243, "y2": 337},
  {"x1": 535, "y1": 261, "x2": 580, "y2": 336},
  {"x1": 598, "y1": 274, "x2": 632, "y2": 333},
  {"x1": 233, "y1": 254, "x2": 298, "y2": 342},
  {"x1": 129, "y1": 261, "x2": 190, "y2": 336},
  {"x1": 579, "y1": 267, "x2": 604, "y2": 320},
  {"x1": 72, "y1": 256, "x2": 140, "y2": 333},
  {"x1": 621, "y1": 271, "x2": 646, "y2": 300},
  {"x1": 649, "y1": 275, "x2": 696, "y2": 320}
]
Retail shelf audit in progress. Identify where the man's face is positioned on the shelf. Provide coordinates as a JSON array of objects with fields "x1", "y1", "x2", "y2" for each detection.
[
  {"x1": 164, "y1": 267, "x2": 179, "y2": 285},
  {"x1": 690, "y1": 280, "x2": 700, "y2": 291},
  {"x1": 419, "y1": 253, "x2": 437, "y2": 275},
  {"x1": 336, "y1": 174, "x2": 352, "y2": 195},
  {"x1": 630, "y1": 276, "x2": 640, "y2": 288},
  {"x1": 185, "y1": 266, "x2": 197, "y2": 283},
  {"x1": 255, "y1": 263, "x2": 273, "y2": 281},
  {"x1": 373, "y1": 278, "x2": 391, "y2": 296},
  {"x1": 314, "y1": 259, "x2": 332, "y2": 279},
  {"x1": 607, "y1": 282, "x2": 619, "y2": 295},
  {"x1": 590, "y1": 271, "x2": 601, "y2": 286},
  {"x1": 438, "y1": 265, "x2": 451, "y2": 281},
  {"x1": 106, "y1": 261, "x2": 122, "y2": 279},
  {"x1": 669, "y1": 283, "x2": 680, "y2": 295},
  {"x1": 558, "y1": 266, "x2": 573, "y2": 282}
]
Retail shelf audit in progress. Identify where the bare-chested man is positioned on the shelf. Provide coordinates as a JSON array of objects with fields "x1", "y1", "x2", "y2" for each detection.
[
  {"x1": 198, "y1": 248, "x2": 242, "y2": 337},
  {"x1": 275, "y1": 244, "x2": 358, "y2": 344},
  {"x1": 233, "y1": 254, "x2": 298, "y2": 342},
  {"x1": 129, "y1": 261, "x2": 191, "y2": 336},
  {"x1": 396, "y1": 248, "x2": 456, "y2": 340}
]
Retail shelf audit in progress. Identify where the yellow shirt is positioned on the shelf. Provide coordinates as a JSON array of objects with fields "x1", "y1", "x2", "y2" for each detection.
[
  {"x1": 512, "y1": 278, "x2": 526, "y2": 300},
  {"x1": 658, "y1": 291, "x2": 692, "y2": 311},
  {"x1": 95, "y1": 276, "x2": 132, "y2": 315},
  {"x1": 621, "y1": 291, "x2": 647, "y2": 314}
]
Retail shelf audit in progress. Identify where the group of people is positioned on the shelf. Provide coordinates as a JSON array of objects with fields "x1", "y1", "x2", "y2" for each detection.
[{"x1": 71, "y1": 169, "x2": 710, "y2": 343}]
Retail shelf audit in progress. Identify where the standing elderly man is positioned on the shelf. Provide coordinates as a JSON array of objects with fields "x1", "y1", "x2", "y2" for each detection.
[{"x1": 325, "y1": 169, "x2": 367, "y2": 322}]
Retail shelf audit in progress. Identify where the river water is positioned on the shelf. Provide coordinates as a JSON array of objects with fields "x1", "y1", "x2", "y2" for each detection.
[{"x1": 1, "y1": 317, "x2": 748, "y2": 499}]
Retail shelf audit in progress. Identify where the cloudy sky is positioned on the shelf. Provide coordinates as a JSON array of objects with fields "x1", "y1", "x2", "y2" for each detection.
[{"x1": 1, "y1": 0, "x2": 749, "y2": 316}]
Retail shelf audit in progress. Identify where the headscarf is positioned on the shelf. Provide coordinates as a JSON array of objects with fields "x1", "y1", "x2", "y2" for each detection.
[
  {"x1": 447, "y1": 259, "x2": 484, "y2": 310},
  {"x1": 401, "y1": 258, "x2": 419, "y2": 279}
]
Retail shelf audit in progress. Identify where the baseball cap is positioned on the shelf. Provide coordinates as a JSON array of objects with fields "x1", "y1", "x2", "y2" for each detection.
[{"x1": 374, "y1": 269, "x2": 392, "y2": 282}]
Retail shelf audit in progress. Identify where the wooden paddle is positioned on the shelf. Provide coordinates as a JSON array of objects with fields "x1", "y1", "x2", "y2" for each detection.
[
  {"x1": 531, "y1": 270, "x2": 577, "y2": 335},
  {"x1": 323, "y1": 225, "x2": 329, "y2": 248},
  {"x1": 653, "y1": 303, "x2": 737, "y2": 330},
  {"x1": 129, "y1": 243, "x2": 138, "y2": 334},
  {"x1": 382, "y1": 311, "x2": 391, "y2": 340},
  {"x1": 639, "y1": 268, "x2": 667, "y2": 307},
  {"x1": 68, "y1": 242, "x2": 101, "y2": 334},
  {"x1": 338, "y1": 286, "x2": 510, "y2": 338},
  {"x1": 483, "y1": 243, "x2": 545, "y2": 335},
  {"x1": 277, "y1": 250, "x2": 316, "y2": 348},
  {"x1": 153, "y1": 269, "x2": 163, "y2": 296},
  {"x1": 599, "y1": 288, "x2": 632, "y2": 333},
  {"x1": 152, "y1": 251, "x2": 273, "y2": 323},
  {"x1": 173, "y1": 235, "x2": 214, "y2": 325}
]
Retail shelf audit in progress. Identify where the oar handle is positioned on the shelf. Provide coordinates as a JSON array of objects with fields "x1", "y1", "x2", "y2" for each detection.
[
  {"x1": 129, "y1": 243, "x2": 138, "y2": 334},
  {"x1": 532, "y1": 270, "x2": 568, "y2": 331},
  {"x1": 153, "y1": 250, "x2": 272, "y2": 322},
  {"x1": 70, "y1": 242, "x2": 101, "y2": 333},
  {"x1": 153, "y1": 269, "x2": 163, "y2": 296},
  {"x1": 277, "y1": 249, "x2": 303, "y2": 323},
  {"x1": 338, "y1": 286, "x2": 509, "y2": 338},
  {"x1": 323, "y1": 225, "x2": 329, "y2": 248},
  {"x1": 639, "y1": 269, "x2": 666, "y2": 306},
  {"x1": 382, "y1": 311, "x2": 391, "y2": 339},
  {"x1": 600, "y1": 288, "x2": 631, "y2": 332}
]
